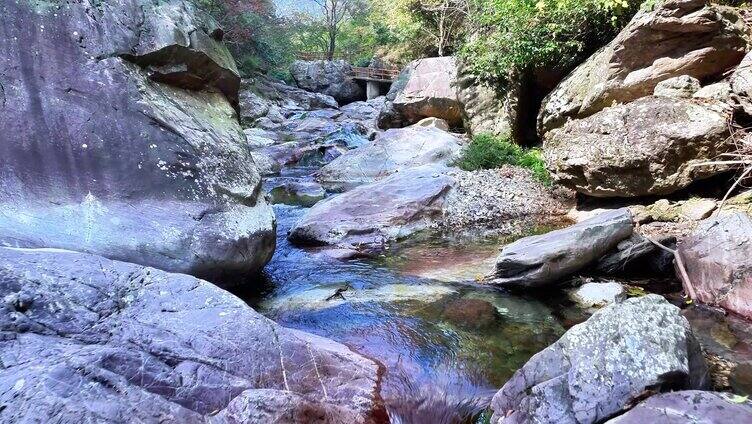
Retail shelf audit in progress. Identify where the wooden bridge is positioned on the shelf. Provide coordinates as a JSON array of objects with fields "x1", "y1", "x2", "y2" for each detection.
[{"x1": 296, "y1": 52, "x2": 401, "y2": 82}]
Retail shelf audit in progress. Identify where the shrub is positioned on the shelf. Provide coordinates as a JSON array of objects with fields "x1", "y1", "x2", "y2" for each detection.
[
  {"x1": 460, "y1": 0, "x2": 641, "y2": 87},
  {"x1": 456, "y1": 133, "x2": 552, "y2": 185}
]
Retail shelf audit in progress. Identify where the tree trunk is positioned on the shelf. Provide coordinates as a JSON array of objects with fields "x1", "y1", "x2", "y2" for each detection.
[{"x1": 327, "y1": 30, "x2": 336, "y2": 61}]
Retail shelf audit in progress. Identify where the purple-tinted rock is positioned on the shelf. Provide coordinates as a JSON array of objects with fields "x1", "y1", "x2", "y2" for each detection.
[
  {"x1": 678, "y1": 212, "x2": 752, "y2": 320},
  {"x1": 605, "y1": 391, "x2": 752, "y2": 424},
  {"x1": 0, "y1": 247, "x2": 382, "y2": 423},
  {"x1": 0, "y1": 0, "x2": 275, "y2": 281}
]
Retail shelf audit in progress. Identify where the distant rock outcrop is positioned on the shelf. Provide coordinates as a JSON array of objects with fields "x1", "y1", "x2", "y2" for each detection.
[
  {"x1": 0, "y1": 0, "x2": 275, "y2": 281},
  {"x1": 290, "y1": 60, "x2": 365, "y2": 104},
  {"x1": 378, "y1": 57, "x2": 463, "y2": 129}
]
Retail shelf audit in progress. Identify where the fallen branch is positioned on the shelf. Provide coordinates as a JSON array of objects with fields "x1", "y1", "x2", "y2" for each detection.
[{"x1": 644, "y1": 236, "x2": 697, "y2": 301}]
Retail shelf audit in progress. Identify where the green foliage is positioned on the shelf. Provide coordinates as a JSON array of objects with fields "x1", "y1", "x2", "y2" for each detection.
[
  {"x1": 461, "y1": 0, "x2": 641, "y2": 86},
  {"x1": 456, "y1": 134, "x2": 552, "y2": 185}
]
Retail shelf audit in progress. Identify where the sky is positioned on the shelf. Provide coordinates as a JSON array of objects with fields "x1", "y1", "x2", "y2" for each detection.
[{"x1": 274, "y1": 0, "x2": 319, "y2": 16}]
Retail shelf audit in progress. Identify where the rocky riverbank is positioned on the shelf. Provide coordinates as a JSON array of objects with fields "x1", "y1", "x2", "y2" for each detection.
[{"x1": 4, "y1": 0, "x2": 752, "y2": 422}]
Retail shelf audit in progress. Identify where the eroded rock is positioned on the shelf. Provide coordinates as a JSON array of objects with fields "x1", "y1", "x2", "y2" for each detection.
[
  {"x1": 0, "y1": 0, "x2": 275, "y2": 281},
  {"x1": 604, "y1": 391, "x2": 752, "y2": 424},
  {"x1": 678, "y1": 212, "x2": 752, "y2": 320},
  {"x1": 538, "y1": 0, "x2": 748, "y2": 134},
  {"x1": 316, "y1": 126, "x2": 463, "y2": 188},
  {"x1": 491, "y1": 295, "x2": 708, "y2": 424},
  {"x1": 290, "y1": 60, "x2": 365, "y2": 105},
  {"x1": 544, "y1": 96, "x2": 732, "y2": 197},
  {"x1": 0, "y1": 247, "x2": 382, "y2": 423}
]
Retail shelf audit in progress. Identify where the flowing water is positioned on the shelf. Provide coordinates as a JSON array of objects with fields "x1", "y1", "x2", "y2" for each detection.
[{"x1": 240, "y1": 175, "x2": 582, "y2": 422}]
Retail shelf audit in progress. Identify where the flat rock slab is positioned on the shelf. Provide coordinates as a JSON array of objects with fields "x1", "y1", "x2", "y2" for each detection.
[
  {"x1": 317, "y1": 126, "x2": 462, "y2": 187},
  {"x1": 491, "y1": 295, "x2": 708, "y2": 424},
  {"x1": 678, "y1": 212, "x2": 752, "y2": 320},
  {"x1": 605, "y1": 391, "x2": 752, "y2": 424},
  {"x1": 0, "y1": 247, "x2": 382, "y2": 423},
  {"x1": 492, "y1": 209, "x2": 634, "y2": 289},
  {"x1": 290, "y1": 165, "x2": 453, "y2": 251}
]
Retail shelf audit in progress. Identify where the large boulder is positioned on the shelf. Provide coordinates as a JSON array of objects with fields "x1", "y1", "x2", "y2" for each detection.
[
  {"x1": 544, "y1": 96, "x2": 732, "y2": 197},
  {"x1": 605, "y1": 391, "x2": 752, "y2": 424},
  {"x1": 491, "y1": 209, "x2": 634, "y2": 289},
  {"x1": 491, "y1": 295, "x2": 708, "y2": 424},
  {"x1": 456, "y1": 64, "x2": 516, "y2": 137},
  {"x1": 0, "y1": 0, "x2": 275, "y2": 281},
  {"x1": 290, "y1": 60, "x2": 365, "y2": 105},
  {"x1": 378, "y1": 57, "x2": 463, "y2": 129},
  {"x1": 289, "y1": 165, "x2": 454, "y2": 253},
  {"x1": 0, "y1": 247, "x2": 382, "y2": 423},
  {"x1": 677, "y1": 212, "x2": 752, "y2": 320},
  {"x1": 316, "y1": 126, "x2": 463, "y2": 188},
  {"x1": 538, "y1": 0, "x2": 748, "y2": 135}
]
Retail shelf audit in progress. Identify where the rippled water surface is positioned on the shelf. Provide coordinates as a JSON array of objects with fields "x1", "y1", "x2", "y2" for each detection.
[{"x1": 242, "y1": 201, "x2": 576, "y2": 422}]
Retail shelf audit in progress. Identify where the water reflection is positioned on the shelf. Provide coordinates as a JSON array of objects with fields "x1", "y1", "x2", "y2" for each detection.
[{"x1": 240, "y1": 205, "x2": 570, "y2": 422}]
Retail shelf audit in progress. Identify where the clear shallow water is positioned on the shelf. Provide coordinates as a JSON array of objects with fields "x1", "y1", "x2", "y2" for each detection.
[{"x1": 242, "y1": 203, "x2": 576, "y2": 423}]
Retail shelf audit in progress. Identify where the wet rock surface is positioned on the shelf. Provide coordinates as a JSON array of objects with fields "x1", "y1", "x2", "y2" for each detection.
[
  {"x1": 289, "y1": 165, "x2": 454, "y2": 252},
  {"x1": 0, "y1": 247, "x2": 382, "y2": 423},
  {"x1": 0, "y1": 0, "x2": 275, "y2": 280},
  {"x1": 492, "y1": 209, "x2": 634, "y2": 289},
  {"x1": 491, "y1": 295, "x2": 709, "y2": 424}
]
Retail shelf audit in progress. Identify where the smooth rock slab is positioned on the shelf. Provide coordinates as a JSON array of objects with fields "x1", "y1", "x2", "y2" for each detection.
[
  {"x1": 678, "y1": 212, "x2": 752, "y2": 320},
  {"x1": 0, "y1": 248, "x2": 382, "y2": 424},
  {"x1": 491, "y1": 209, "x2": 634, "y2": 289},
  {"x1": 605, "y1": 391, "x2": 752, "y2": 424},
  {"x1": 290, "y1": 166, "x2": 453, "y2": 251},
  {"x1": 317, "y1": 126, "x2": 463, "y2": 188},
  {"x1": 0, "y1": 0, "x2": 275, "y2": 280},
  {"x1": 491, "y1": 295, "x2": 708, "y2": 424}
]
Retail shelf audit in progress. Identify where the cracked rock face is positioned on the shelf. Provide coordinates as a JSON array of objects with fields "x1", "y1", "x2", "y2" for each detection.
[
  {"x1": 543, "y1": 96, "x2": 732, "y2": 197},
  {"x1": 538, "y1": 0, "x2": 748, "y2": 135},
  {"x1": 492, "y1": 209, "x2": 634, "y2": 289},
  {"x1": 604, "y1": 391, "x2": 752, "y2": 423},
  {"x1": 0, "y1": 247, "x2": 383, "y2": 424},
  {"x1": 678, "y1": 212, "x2": 752, "y2": 320},
  {"x1": 490, "y1": 295, "x2": 709, "y2": 424},
  {"x1": 0, "y1": 0, "x2": 275, "y2": 281}
]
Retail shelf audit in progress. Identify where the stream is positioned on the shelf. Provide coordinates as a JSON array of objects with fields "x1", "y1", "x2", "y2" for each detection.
[{"x1": 237, "y1": 172, "x2": 583, "y2": 422}]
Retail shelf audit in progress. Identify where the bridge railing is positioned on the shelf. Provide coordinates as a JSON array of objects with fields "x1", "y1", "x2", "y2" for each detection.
[{"x1": 350, "y1": 66, "x2": 401, "y2": 82}]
